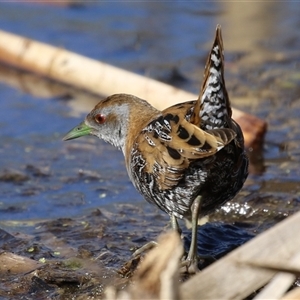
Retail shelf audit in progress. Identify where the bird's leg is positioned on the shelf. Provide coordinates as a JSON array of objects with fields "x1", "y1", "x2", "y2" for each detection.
[
  {"x1": 171, "y1": 214, "x2": 182, "y2": 235},
  {"x1": 132, "y1": 215, "x2": 180, "y2": 258},
  {"x1": 181, "y1": 195, "x2": 202, "y2": 274},
  {"x1": 132, "y1": 214, "x2": 181, "y2": 259}
]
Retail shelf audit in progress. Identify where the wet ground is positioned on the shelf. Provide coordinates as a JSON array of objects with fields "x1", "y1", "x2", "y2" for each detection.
[{"x1": 1, "y1": 2, "x2": 300, "y2": 299}]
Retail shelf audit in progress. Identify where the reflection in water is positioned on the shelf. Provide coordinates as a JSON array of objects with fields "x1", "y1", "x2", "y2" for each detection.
[
  {"x1": 220, "y1": 2, "x2": 300, "y2": 67},
  {"x1": 220, "y1": 2, "x2": 282, "y2": 52},
  {"x1": 0, "y1": 63, "x2": 101, "y2": 116}
]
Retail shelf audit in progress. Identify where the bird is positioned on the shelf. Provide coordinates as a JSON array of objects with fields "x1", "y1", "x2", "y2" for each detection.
[{"x1": 63, "y1": 25, "x2": 248, "y2": 273}]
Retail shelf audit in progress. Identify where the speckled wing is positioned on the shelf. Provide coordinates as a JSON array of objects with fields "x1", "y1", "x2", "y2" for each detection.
[{"x1": 134, "y1": 110, "x2": 236, "y2": 190}]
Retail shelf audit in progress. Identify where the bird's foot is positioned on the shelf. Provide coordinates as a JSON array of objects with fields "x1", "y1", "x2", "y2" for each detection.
[
  {"x1": 180, "y1": 256, "x2": 199, "y2": 274},
  {"x1": 180, "y1": 254, "x2": 216, "y2": 274},
  {"x1": 132, "y1": 240, "x2": 158, "y2": 258}
]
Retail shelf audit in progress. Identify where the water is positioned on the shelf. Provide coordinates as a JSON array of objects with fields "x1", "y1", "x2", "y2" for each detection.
[{"x1": 0, "y1": 2, "x2": 300, "y2": 298}]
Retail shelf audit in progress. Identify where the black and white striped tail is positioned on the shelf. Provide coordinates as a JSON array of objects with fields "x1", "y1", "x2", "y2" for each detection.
[{"x1": 199, "y1": 25, "x2": 232, "y2": 130}]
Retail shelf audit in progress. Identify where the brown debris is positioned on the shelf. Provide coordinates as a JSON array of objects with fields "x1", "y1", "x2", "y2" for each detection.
[
  {"x1": 0, "y1": 251, "x2": 42, "y2": 275},
  {"x1": 106, "y1": 231, "x2": 183, "y2": 300}
]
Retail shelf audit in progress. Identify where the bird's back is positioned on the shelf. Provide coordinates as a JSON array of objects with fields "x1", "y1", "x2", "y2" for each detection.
[{"x1": 128, "y1": 26, "x2": 248, "y2": 220}]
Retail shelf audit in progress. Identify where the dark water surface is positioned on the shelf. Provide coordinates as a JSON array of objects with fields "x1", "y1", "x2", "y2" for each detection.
[{"x1": 0, "y1": 2, "x2": 300, "y2": 298}]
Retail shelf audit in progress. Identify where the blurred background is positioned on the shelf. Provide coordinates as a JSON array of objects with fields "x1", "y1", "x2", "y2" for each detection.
[{"x1": 0, "y1": 1, "x2": 300, "y2": 251}]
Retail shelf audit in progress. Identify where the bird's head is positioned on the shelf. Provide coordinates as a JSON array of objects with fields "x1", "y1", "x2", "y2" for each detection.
[{"x1": 63, "y1": 93, "x2": 159, "y2": 152}]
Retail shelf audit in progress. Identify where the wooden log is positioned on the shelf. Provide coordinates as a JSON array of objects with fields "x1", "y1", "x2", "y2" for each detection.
[
  {"x1": 281, "y1": 287, "x2": 300, "y2": 300},
  {"x1": 180, "y1": 211, "x2": 300, "y2": 300},
  {"x1": 252, "y1": 251, "x2": 300, "y2": 300},
  {"x1": 0, "y1": 30, "x2": 266, "y2": 149}
]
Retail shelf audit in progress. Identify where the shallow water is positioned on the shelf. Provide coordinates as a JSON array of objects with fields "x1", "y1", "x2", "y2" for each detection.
[{"x1": 0, "y1": 2, "x2": 300, "y2": 298}]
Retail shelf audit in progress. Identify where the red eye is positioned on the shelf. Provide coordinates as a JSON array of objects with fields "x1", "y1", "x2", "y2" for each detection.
[{"x1": 94, "y1": 113, "x2": 106, "y2": 124}]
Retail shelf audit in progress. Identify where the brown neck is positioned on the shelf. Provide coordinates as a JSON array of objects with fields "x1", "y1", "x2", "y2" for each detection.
[{"x1": 123, "y1": 99, "x2": 160, "y2": 161}]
